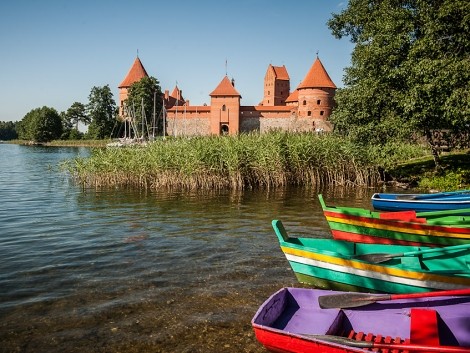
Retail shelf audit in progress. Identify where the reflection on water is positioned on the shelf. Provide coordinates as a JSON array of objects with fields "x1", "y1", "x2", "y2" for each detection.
[{"x1": 0, "y1": 144, "x2": 378, "y2": 353}]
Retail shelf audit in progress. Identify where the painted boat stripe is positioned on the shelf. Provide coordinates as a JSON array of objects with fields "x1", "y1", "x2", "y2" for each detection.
[
  {"x1": 329, "y1": 224, "x2": 468, "y2": 246},
  {"x1": 284, "y1": 253, "x2": 469, "y2": 290},
  {"x1": 280, "y1": 246, "x2": 470, "y2": 286},
  {"x1": 323, "y1": 210, "x2": 470, "y2": 234},
  {"x1": 326, "y1": 215, "x2": 470, "y2": 239},
  {"x1": 331, "y1": 230, "x2": 433, "y2": 246}
]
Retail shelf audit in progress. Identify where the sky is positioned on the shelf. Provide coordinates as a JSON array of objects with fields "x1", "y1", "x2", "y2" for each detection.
[{"x1": 0, "y1": 0, "x2": 353, "y2": 122}]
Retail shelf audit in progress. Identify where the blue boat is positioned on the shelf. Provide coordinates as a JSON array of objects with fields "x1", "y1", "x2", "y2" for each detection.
[{"x1": 371, "y1": 190, "x2": 470, "y2": 212}]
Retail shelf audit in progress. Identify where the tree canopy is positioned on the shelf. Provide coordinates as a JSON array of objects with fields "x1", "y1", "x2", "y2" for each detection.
[
  {"x1": 328, "y1": 0, "x2": 470, "y2": 166},
  {"x1": 66, "y1": 102, "x2": 90, "y2": 131},
  {"x1": 124, "y1": 76, "x2": 163, "y2": 138},
  {"x1": 0, "y1": 121, "x2": 18, "y2": 140},
  {"x1": 86, "y1": 85, "x2": 117, "y2": 139},
  {"x1": 17, "y1": 106, "x2": 63, "y2": 142}
]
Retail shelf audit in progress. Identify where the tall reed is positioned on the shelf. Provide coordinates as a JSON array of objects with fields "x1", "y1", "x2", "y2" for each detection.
[{"x1": 62, "y1": 132, "x2": 429, "y2": 190}]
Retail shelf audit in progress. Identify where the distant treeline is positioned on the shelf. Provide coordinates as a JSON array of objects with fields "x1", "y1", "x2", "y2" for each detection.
[{"x1": 0, "y1": 121, "x2": 18, "y2": 140}]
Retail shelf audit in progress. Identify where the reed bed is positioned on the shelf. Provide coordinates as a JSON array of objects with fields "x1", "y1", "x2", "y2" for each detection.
[{"x1": 63, "y1": 132, "x2": 430, "y2": 190}]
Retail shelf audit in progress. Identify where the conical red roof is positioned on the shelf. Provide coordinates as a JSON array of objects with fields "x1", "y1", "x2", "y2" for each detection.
[
  {"x1": 298, "y1": 58, "x2": 336, "y2": 89},
  {"x1": 118, "y1": 57, "x2": 149, "y2": 88},
  {"x1": 210, "y1": 76, "x2": 241, "y2": 97}
]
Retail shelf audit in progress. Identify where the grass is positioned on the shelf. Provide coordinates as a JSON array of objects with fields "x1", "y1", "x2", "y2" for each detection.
[
  {"x1": 62, "y1": 131, "x2": 433, "y2": 190},
  {"x1": 386, "y1": 151, "x2": 470, "y2": 191}
]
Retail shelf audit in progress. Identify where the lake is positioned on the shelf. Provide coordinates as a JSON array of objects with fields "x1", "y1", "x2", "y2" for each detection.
[{"x1": 0, "y1": 143, "x2": 376, "y2": 353}]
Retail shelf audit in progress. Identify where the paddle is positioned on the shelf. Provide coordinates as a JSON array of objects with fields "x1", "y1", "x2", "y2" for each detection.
[
  {"x1": 303, "y1": 334, "x2": 470, "y2": 353},
  {"x1": 353, "y1": 243, "x2": 470, "y2": 264},
  {"x1": 318, "y1": 288, "x2": 470, "y2": 309}
]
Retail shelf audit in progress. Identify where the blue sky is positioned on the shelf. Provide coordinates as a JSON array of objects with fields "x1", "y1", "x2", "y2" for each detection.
[{"x1": 0, "y1": 0, "x2": 353, "y2": 122}]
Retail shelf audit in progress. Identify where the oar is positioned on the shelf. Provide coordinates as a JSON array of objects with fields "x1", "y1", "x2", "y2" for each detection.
[
  {"x1": 353, "y1": 243, "x2": 470, "y2": 264},
  {"x1": 303, "y1": 334, "x2": 470, "y2": 353},
  {"x1": 318, "y1": 287, "x2": 470, "y2": 309}
]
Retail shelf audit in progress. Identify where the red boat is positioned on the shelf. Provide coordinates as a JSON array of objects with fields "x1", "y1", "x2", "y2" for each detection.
[{"x1": 252, "y1": 287, "x2": 470, "y2": 353}]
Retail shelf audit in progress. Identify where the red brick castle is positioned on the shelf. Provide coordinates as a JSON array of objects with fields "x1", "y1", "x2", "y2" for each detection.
[{"x1": 118, "y1": 56, "x2": 336, "y2": 136}]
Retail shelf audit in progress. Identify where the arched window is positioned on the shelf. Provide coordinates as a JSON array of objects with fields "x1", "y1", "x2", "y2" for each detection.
[
  {"x1": 303, "y1": 100, "x2": 307, "y2": 106},
  {"x1": 221, "y1": 124, "x2": 229, "y2": 135},
  {"x1": 307, "y1": 111, "x2": 311, "y2": 116},
  {"x1": 222, "y1": 104, "x2": 226, "y2": 111}
]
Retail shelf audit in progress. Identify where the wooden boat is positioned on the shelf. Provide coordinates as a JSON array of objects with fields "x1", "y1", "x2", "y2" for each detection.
[
  {"x1": 372, "y1": 190, "x2": 470, "y2": 212},
  {"x1": 319, "y1": 194, "x2": 470, "y2": 246},
  {"x1": 272, "y1": 219, "x2": 470, "y2": 293},
  {"x1": 252, "y1": 287, "x2": 470, "y2": 353}
]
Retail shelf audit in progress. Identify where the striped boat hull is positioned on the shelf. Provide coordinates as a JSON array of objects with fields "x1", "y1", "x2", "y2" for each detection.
[
  {"x1": 319, "y1": 195, "x2": 470, "y2": 246},
  {"x1": 272, "y1": 220, "x2": 470, "y2": 293}
]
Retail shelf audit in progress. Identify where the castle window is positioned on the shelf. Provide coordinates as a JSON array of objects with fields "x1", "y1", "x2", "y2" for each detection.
[
  {"x1": 317, "y1": 100, "x2": 321, "y2": 105},
  {"x1": 222, "y1": 104, "x2": 226, "y2": 111},
  {"x1": 308, "y1": 111, "x2": 312, "y2": 116},
  {"x1": 221, "y1": 124, "x2": 229, "y2": 135},
  {"x1": 320, "y1": 111, "x2": 324, "y2": 116},
  {"x1": 268, "y1": 91, "x2": 270, "y2": 95},
  {"x1": 303, "y1": 100, "x2": 307, "y2": 106}
]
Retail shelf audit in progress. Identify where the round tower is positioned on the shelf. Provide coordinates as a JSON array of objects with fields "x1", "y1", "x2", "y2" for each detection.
[{"x1": 296, "y1": 57, "x2": 336, "y2": 121}]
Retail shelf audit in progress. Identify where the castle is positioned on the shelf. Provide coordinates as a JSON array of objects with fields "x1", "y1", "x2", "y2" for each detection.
[{"x1": 118, "y1": 55, "x2": 336, "y2": 136}]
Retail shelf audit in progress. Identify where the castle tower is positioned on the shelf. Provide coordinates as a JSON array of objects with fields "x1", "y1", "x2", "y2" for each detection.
[
  {"x1": 296, "y1": 57, "x2": 336, "y2": 120},
  {"x1": 262, "y1": 64, "x2": 290, "y2": 106},
  {"x1": 118, "y1": 57, "x2": 149, "y2": 116},
  {"x1": 165, "y1": 85, "x2": 185, "y2": 109},
  {"x1": 209, "y1": 76, "x2": 241, "y2": 135}
]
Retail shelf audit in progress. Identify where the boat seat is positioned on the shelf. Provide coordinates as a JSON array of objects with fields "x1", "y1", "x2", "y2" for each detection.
[
  {"x1": 410, "y1": 308, "x2": 440, "y2": 346},
  {"x1": 400, "y1": 256, "x2": 424, "y2": 270}
]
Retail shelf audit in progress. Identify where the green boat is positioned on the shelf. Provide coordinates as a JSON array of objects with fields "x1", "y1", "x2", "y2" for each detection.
[
  {"x1": 319, "y1": 194, "x2": 470, "y2": 246},
  {"x1": 272, "y1": 219, "x2": 470, "y2": 293}
]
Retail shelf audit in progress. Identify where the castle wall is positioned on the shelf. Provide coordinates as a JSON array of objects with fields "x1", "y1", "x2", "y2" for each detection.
[
  {"x1": 239, "y1": 105, "x2": 333, "y2": 133},
  {"x1": 166, "y1": 107, "x2": 211, "y2": 137},
  {"x1": 165, "y1": 117, "x2": 211, "y2": 137}
]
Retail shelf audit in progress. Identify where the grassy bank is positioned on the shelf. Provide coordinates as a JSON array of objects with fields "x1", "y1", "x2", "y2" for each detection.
[
  {"x1": 62, "y1": 132, "x2": 431, "y2": 190},
  {"x1": 386, "y1": 151, "x2": 470, "y2": 191}
]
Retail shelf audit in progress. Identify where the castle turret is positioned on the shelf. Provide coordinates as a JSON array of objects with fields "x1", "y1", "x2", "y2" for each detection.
[
  {"x1": 209, "y1": 76, "x2": 241, "y2": 135},
  {"x1": 118, "y1": 57, "x2": 149, "y2": 116},
  {"x1": 296, "y1": 57, "x2": 336, "y2": 120}
]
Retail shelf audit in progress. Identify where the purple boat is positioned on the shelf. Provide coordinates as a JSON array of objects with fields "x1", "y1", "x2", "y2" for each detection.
[{"x1": 252, "y1": 287, "x2": 470, "y2": 353}]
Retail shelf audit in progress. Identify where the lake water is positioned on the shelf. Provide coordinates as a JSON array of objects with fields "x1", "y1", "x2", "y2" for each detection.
[{"x1": 0, "y1": 143, "x2": 376, "y2": 353}]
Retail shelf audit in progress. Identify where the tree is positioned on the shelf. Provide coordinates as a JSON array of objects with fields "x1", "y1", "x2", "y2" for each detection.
[
  {"x1": 66, "y1": 102, "x2": 90, "y2": 130},
  {"x1": 86, "y1": 85, "x2": 117, "y2": 139},
  {"x1": 328, "y1": 0, "x2": 470, "y2": 168},
  {"x1": 17, "y1": 106, "x2": 63, "y2": 142},
  {"x1": 125, "y1": 76, "x2": 163, "y2": 138},
  {"x1": 0, "y1": 121, "x2": 18, "y2": 140}
]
